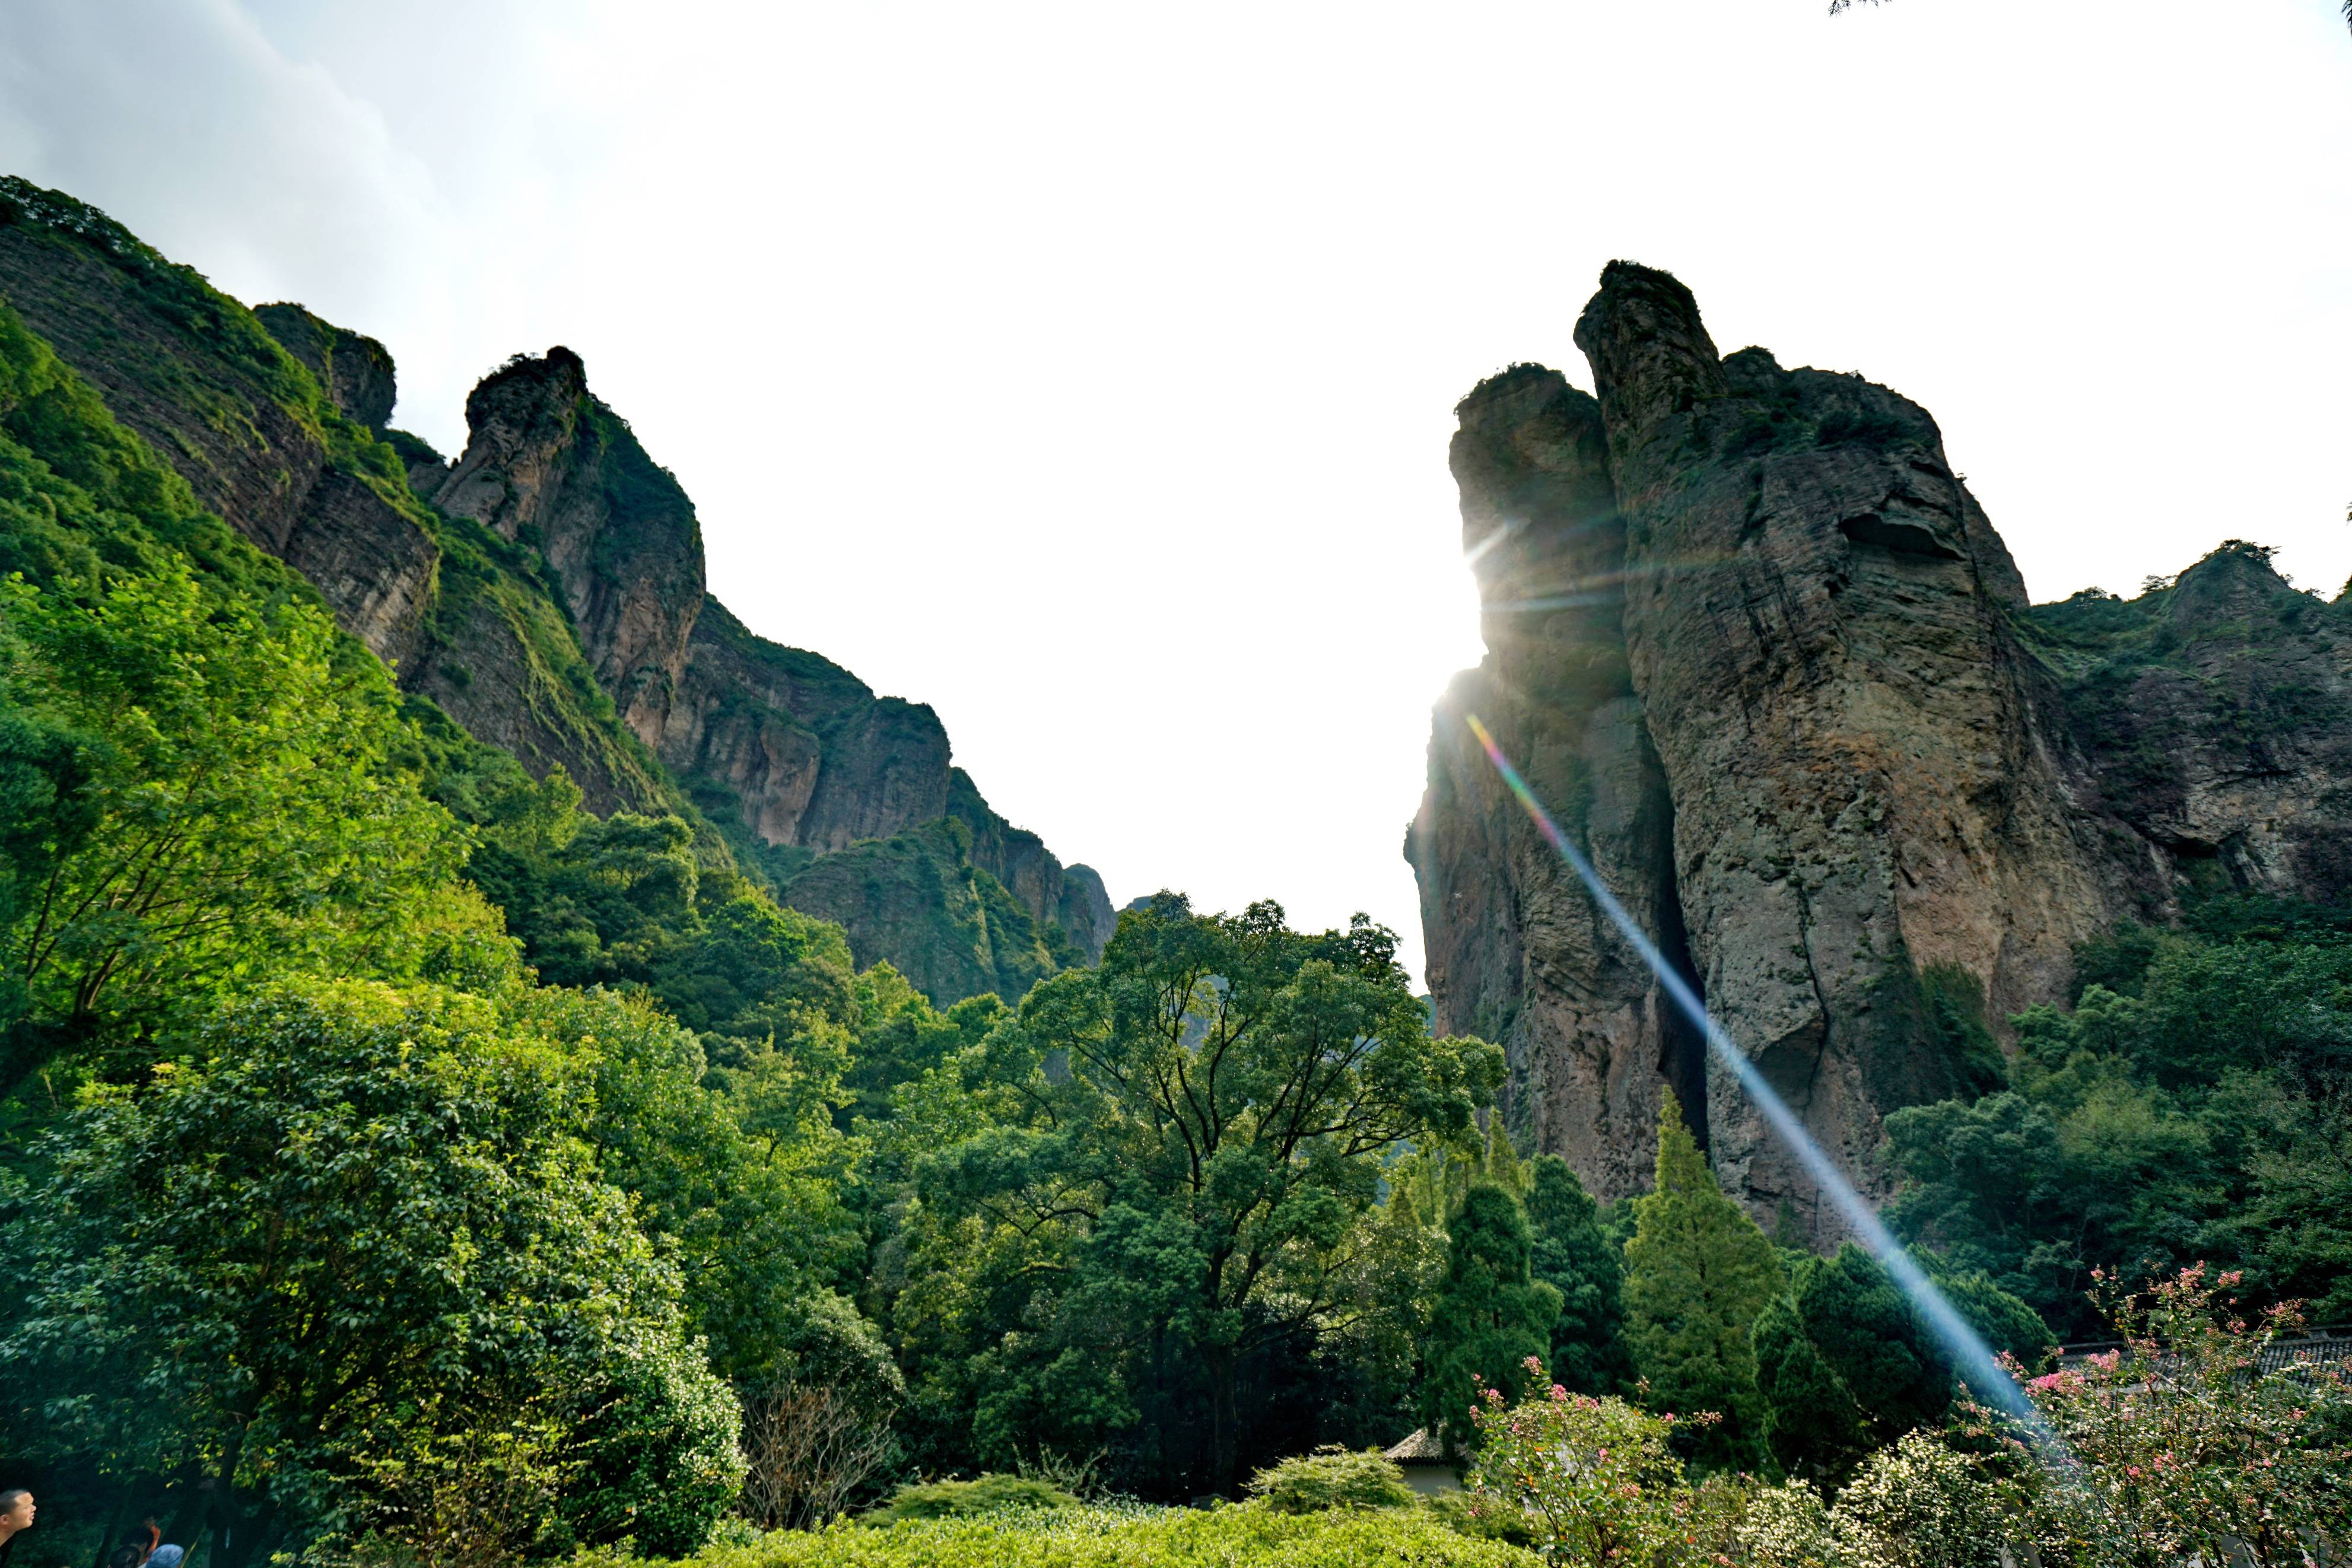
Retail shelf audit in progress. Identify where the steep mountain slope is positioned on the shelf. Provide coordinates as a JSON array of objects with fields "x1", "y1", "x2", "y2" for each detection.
[
  {"x1": 1413, "y1": 262, "x2": 2352, "y2": 1238},
  {"x1": 0, "y1": 176, "x2": 1111, "y2": 1000},
  {"x1": 411, "y1": 342, "x2": 1116, "y2": 975}
]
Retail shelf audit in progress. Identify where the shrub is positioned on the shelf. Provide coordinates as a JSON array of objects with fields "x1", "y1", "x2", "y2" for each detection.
[
  {"x1": 1244, "y1": 1446, "x2": 1414, "y2": 1513},
  {"x1": 1421, "y1": 1490, "x2": 1539, "y2": 1548},
  {"x1": 862, "y1": 1473, "x2": 1078, "y2": 1524},
  {"x1": 1997, "y1": 1264, "x2": 2352, "y2": 1565},
  {"x1": 1831, "y1": 1433, "x2": 2007, "y2": 1568},
  {"x1": 595, "y1": 1503, "x2": 1543, "y2": 1567},
  {"x1": 1463, "y1": 1359, "x2": 1709, "y2": 1567}
]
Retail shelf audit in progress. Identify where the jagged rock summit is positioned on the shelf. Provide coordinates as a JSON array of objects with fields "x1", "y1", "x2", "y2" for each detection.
[
  {"x1": 1412, "y1": 262, "x2": 2352, "y2": 1241},
  {"x1": 0, "y1": 176, "x2": 1112, "y2": 1003}
]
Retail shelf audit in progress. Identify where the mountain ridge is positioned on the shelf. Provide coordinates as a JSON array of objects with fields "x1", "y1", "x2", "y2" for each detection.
[{"x1": 0, "y1": 174, "x2": 1111, "y2": 1003}]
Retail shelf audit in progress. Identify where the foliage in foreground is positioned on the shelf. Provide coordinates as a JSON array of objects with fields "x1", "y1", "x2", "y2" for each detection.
[
  {"x1": 861, "y1": 1473, "x2": 1079, "y2": 1524},
  {"x1": 592, "y1": 1501, "x2": 1540, "y2": 1568},
  {"x1": 0, "y1": 983, "x2": 744, "y2": 1564},
  {"x1": 1450, "y1": 1268, "x2": 2352, "y2": 1568},
  {"x1": 1244, "y1": 1446, "x2": 1414, "y2": 1513}
]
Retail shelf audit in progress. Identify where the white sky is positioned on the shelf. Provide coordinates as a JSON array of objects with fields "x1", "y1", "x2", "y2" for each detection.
[{"x1": 3, "y1": 0, "x2": 2348, "y2": 985}]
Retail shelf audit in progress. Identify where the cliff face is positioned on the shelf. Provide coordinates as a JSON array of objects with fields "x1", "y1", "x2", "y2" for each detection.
[
  {"x1": 1406, "y1": 365, "x2": 1704, "y2": 1203},
  {"x1": 1414, "y1": 262, "x2": 2352, "y2": 1236},
  {"x1": 253, "y1": 302, "x2": 397, "y2": 432},
  {"x1": 430, "y1": 349, "x2": 706, "y2": 753},
  {"x1": 0, "y1": 182, "x2": 438, "y2": 670},
  {"x1": 0, "y1": 177, "x2": 1114, "y2": 998},
  {"x1": 424, "y1": 358, "x2": 1118, "y2": 966}
]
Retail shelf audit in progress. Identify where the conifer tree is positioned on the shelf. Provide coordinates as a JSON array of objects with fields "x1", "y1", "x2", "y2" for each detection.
[
  {"x1": 1621, "y1": 1097, "x2": 1784, "y2": 1470},
  {"x1": 1420, "y1": 1183, "x2": 1562, "y2": 1451},
  {"x1": 1525, "y1": 1154, "x2": 1636, "y2": 1397},
  {"x1": 1752, "y1": 1295, "x2": 1867, "y2": 1480}
]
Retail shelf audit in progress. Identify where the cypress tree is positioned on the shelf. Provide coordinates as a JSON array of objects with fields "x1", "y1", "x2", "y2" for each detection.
[
  {"x1": 1419, "y1": 1183, "x2": 1562, "y2": 1451},
  {"x1": 1753, "y1": 1295, "x2": 1867, "y2": 1480},
  {"x1": 1524, "y1": 1154, "x2": 1636, "y2": 1397},
  {"x1": 1622, "y1": 1096, "x2": 1784, "y2": 1470},
  {"x1": 1795, "y1": 1243, "x2": 1948, "y2": 1437}
]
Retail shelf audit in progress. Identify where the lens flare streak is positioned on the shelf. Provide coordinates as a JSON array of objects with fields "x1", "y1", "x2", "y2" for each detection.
[{"x1": 1463, "y1": 713, "x2": 2056, "y2": 1441}]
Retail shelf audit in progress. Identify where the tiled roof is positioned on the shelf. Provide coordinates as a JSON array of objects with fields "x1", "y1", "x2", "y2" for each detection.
[{"x1": 1384, "y1": 1428, "x2": 1448, "y2": 1464}]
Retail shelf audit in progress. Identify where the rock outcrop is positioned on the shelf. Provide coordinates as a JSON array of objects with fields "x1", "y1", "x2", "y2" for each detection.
[
  {"x1": 429, "y1": 349, "x2": 706, "y2": 752},
  {"x1": 1413, "y1": 262, "x2": 2352, "y2": 1239},
  {"x1": 1407, "y1": 365, "x2": 1705, "y2": 1203},
  {"x1": 254, "y1": 301, "x2": 397, "y2": 431}
]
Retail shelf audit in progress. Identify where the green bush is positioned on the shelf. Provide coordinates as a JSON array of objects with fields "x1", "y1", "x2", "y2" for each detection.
[
  {"x1": 862, "y1": 1473, "x2": 1078, "y2": 1523},
  {"x1": 1422, "y1": 1490, "x2": 1539, "y2": 1548},
  {"x1": 598, "y1": 1502, "x2": 1541, "y2": 1567},
  {"x1": 1244, "y1": 1446, "x2": 1414, "y2": 1513}
]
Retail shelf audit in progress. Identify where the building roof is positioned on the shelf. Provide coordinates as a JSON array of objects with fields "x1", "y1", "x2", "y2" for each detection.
[{"x1": 1384, "y1": 1428, "x2": 1449, "y2": 1465}]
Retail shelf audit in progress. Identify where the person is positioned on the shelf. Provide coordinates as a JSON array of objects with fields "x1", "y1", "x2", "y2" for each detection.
[{"x1": 0, "y1": 1490, "x2": 35, "y2": 1566}]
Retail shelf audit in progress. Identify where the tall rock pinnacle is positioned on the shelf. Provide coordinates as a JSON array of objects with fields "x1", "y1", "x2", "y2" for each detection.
[
  {"x1": 1569, "y1": 262, "x2": 2116, "y2": 1235},
  {"x1": 1416, "y1": 262, "x2": 2254, "y2": 1241}
]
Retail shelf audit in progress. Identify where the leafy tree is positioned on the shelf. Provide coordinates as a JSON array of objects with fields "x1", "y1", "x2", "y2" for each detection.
[
  {"x1": 1621, "y1": 1097, "x2": 1784, "y2": 1470},
  {"x1": 2000, "y1": 1264, "x2": 2352, "y2": 1564},
  {"x1": 0, "y1": 699, "x2": 91, "y2": 1051},
  {"x1": 901, "y1": 893, "x2": 1504, "y2": 1493},
  {"x1": 501, "y1": 984, "x2": 863, "y2": 1384},
  {"x1": 1420, "y1": 1184, "x2": 1560, "y2": 1451},
  {"x1": 1524, "y1": 1154, "x2": 1635, "y2": 1397},
  {"x1": 0, "y1": 564, "x2": 488, "y2": 1076},
  {"x1": 0, "y1": 982, "x2": 742, "y2": 1566},
  {"x1": 843, "y1": 962, "x2": 1006, "y2": 1130},
  {"x1": 1790, "y1": 1245, "x2": 1950, "y2": 1441},
  {"x1": 1884, "y1": 914, "x2": 2352, "y2": 1332}
]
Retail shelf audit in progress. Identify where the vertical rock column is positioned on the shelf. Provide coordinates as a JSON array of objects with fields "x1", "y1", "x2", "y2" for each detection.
[
  {"x1": 1410, "y1": 365, "x2": 1705, "y2": 1201},
  {"x1": 1573, "y1": 262, "x2": 2112, "y2": 1236}
]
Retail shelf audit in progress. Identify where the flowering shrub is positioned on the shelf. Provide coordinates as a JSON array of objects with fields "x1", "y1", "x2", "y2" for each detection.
[
  {"x1": 1831, "y1": 1433, "x2": 2010, "y2": 1568},
  {"x1": 1991, "y1": 1264, "x2": 2352, "y2": 1566},
  {"x1": 1461, "y1": 1356, "x2": 1718, "y2": 1566}
]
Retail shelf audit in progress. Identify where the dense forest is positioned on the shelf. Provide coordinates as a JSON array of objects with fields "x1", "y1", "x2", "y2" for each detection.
[{"x1": 0, "y1": 179, "x2": 2346, "y2": 1568}]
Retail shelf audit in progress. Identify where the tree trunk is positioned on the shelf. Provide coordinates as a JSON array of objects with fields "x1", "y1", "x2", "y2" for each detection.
[{"x1": 1204, "y1": 1346, "x2": 1239, "y2": 1495}]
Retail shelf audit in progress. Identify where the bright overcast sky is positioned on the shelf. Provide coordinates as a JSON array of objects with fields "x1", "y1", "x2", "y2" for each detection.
[{"x1": 2, "y1": 1, "x2": 2348, "y2": 984}]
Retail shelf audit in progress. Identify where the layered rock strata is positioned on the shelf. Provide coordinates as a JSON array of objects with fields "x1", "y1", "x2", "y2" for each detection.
[
  {"x1": 0, "y1": 182, "x2": 438, "y2": 667},
  {"x1": 1416, "y1": 262, "x2": 2352, "y2": 1238}
]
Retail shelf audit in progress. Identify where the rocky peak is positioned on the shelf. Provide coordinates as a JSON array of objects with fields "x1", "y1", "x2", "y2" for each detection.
[
  {"x1": 254, "y1": 302, "x2": 397, "y2": 431},
  {"x1": 0, "y1": 178, "x2": 1116, "y2": 999},
  {"x1": 431, "y1": 347, "x2": 707, "y2": 751},
  {"x1": 1421, "y1": 263, "x2": 2137, "y2": 1237},
  {"x1": 1574, "y1": 261, "x2": 1728, "y2": 444},
  {"x1": 2162, "y1": 540, "x2": 2296, "y2": 632}
]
